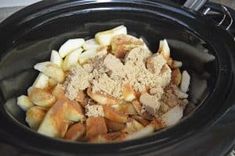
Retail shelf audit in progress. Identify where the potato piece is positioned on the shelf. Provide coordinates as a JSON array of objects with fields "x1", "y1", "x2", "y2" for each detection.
[
  {"x1": 64, "y1": 123, "x2": 85, "y2": 141},
  {"x1": 161, "y1": 105, "x2": 183, "y2": 127},
  {"x1": 52, "y1": 84, "x2": 65, "y2": 99},
  {"x1": 123, "y1": 119, "x2": 144, "y2": 134},
  {"x1": 38, "y1": 99, "x2": 84, "y2": 138},
  {"x1": 89, "y1": 132, "x2": 126, "y2": 143},
  {"x1": 103, "y1": 106, "x2": 128, "y2": 123},
  {"x1": 159, "y1": 64, "x2": 172, "y2": 88},
  {"x1": 95, "y1": 25, "x2": 127, "y2": 46},
  {"x1": 180, "y1": 70, "x2": 190, "y2": 93},
  {"x1": 171, "y1": 68, "x2": 182, "y2": 86},
  {"x1": 29, "y1": 88, "x2": 56, "y2": 107},
  {"x1": 87, "y1": 88, "x2": 119, "y2": 105},
  {"x1": 83, "y1": 38, "x2": 100, "y2": 50},
  {"x1": 132, "y1": 116, "x2": 150, "y2": 126},
  {"x1": 17, "y1": 95, "x2": 34, "y2": 111},
  {"x1": 86, "y1": 117, "x2": 108, "y2": 139},
  {"x1": 50, "y1": 50, "x2": 63, "y2": 67},
  {"x1": 146, "y1": 54, "x2": 166, "y2": 75},
  {"x1": 32, "y1": 73, "x2": 49, "y2": 89},
  {"x1": 75, "y1": 91, "x2": 87, "y2": 107},
  {"x1": 59, "y1": 38, "x2": 85, "y2": 58},
  {"x1": 158, "y1": 39, "x2": 170, "y2": 60},
  {"x1": 150, "y1": 118, "x2": 165, "y2": 130},
  {"x1": 105, "y1": 119, "x2": 125, "y2": 132},
  {"x1": 111, "y1": 34, "x2": 144, "y2": 58},
  {"x1": 122, "y1": 83, "x2": 136, "y2": 102},
  {"x1": 125, "y1": 125, "x2": 154, "y2": 141},
  {"x1": 132, "y1": 100, "x2": 142, "y2": 115},
  {"x1": 78, "y1": 49, "x2": 96, "y2": 64},
  {"x1": 34, "y1": 62, "x2": 65, "y2": 83},
  {"x1": 172, "y1": 60, "x2": 182, "y2": 69},
  {"x1": 65, "y1": 100, "x2": 85, "y2": 122},
  {"x1": 48, "y1": 78, "x2": 58, "y2": 88},
  {"x1": 63, "y1": 48, "x2": 83, "y2": 71},
  {"x1": 26, "y1": 106, "x2": 47, "y2": 130},
  {"x1": 111, "y1": 103, "x2": 137, "y2": 115}
]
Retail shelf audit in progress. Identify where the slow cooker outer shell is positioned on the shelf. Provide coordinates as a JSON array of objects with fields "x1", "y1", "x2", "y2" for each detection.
[{"x1": 0, "y1": 0, "x2": 235, "y2": 156}]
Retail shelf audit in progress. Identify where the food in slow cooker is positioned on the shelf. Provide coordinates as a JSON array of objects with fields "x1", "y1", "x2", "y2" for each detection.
[{"x1": 17, "y1": 25, "x2": 191, "y2": 143}]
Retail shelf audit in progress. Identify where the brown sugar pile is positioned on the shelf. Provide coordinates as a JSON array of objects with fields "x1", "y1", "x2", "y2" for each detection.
[{"x1": 63, "y1": 46, "x2": 171, "y2": 101}]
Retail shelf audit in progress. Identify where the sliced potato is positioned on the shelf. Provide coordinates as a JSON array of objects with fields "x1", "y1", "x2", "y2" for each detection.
[
  {"x1": 26, "y1": 106, "x2": 47, "y2": 130},
  {"x1": 38, "y1": 99, "x2": 84, "y2": 138},
  {"x1": 34, "y1": 62, "x2": 65, "y2": 83},
  {"x1": 95, "y1": 25, "x2": 127, "y2": 46},
  {"x1": 132, "y1": 100, "x2": 142, "y2": 115},
  {"x1": 105, "y1": 119, "x2": 125, "y2": 132},
  {"x1": 64, "y1": 123, "x2": 85, "y2": 141},
  {"x1": 32, "y1": 73, "x2": 49, "y2": 89},
  {"x1": 50, "y1": 50, "x2": 63, "y2": 67},
  {"x1": 63, "y1": 48, "x2": 83, "y2": 71},
  {"x1": 17, "y1": 95, "x2": 34, "y2": 111},
  {"x1": 125, "y1": 125, "x2": 154, "y2": 141},
  {"x1": 89, "y1": 132, "x2": 126, "y2": 143},
  {"x1": 122, "y1": 83, "x2": 136, "y2": 102},
  {"x1": 87, "y1": 88, "x2": 119, "y2": 105},
  {"x1": 180, "y1": 70, "x2": 190, "y2": 93},
  {"x1": 111, "y1": 103, "x2": 137, "y2": 115},
  {"x1": 83, "y1": 38, "x2": 100, "y2": 50},
  {"x1": 65, "y1": 100, "x2": 85, "y2": 122},
  {"x1": 78, "y1": 49, "x2": 96, "y2": 64},
  {"x1": 132, "y1": 116, "x2": 150, "y2": 126},
  {"x1": 48, "y1": 78, "x2": 58, "y2": 88},
  {"x1": 158, "y1": 39, "x2": 170, "y2": 60},
  {"x1": 59, "y1": 38, "x2": 85, "y2": 58},
  {"x1": 161, "y1": 105, "x2": 183, "y2": 127},
  {"x1": 52, "y1": 84, "x2": 65, "y2": 99},
  {"x1": 150, "y1": 118, "x2": 165, "y2": 130},
  {"x1": 171, "y1": 68, "x2": 182, "y2": 86},
  {"x1": 86, "y1": 117, "x2": 108, "y2": 139},
  {"x1": 29, "y1": 88, "x2": 56, "y2": 107},
  {"x1": 103, "y1": 106, "x2": 128, "y2": 123},
  {"x1": 123, "y1": 119, "x2": 144, "y2": 134},
  {"x1": 172, "y1": 60, "x2": 182, "y2": 69},
  {"x1": 75, "y1": 91, "x2": 87, "y2": 107},
  {"x1": 111, "y1": 34, "x2": 144, "y2": 58}
]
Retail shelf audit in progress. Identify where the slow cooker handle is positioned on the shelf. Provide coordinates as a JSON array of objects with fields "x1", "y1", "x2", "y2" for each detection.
[
  {"x1": 184, "y1": 0, "x2": 234, "y2": 32},
  {"x1": 183, "y1": 0, "x2": 208, "y2": 11}
]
